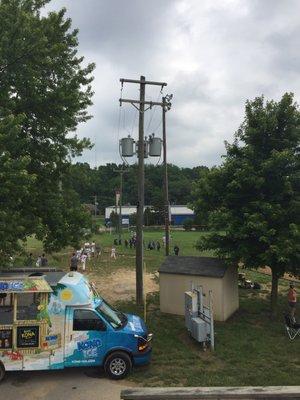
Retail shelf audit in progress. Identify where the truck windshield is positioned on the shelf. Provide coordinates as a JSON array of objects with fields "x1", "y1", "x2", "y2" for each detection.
[{"x1": 96, "y1": 299, "x2": 127, "y2": 330}]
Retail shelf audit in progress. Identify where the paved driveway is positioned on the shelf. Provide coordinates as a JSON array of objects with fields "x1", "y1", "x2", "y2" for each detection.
[{"x1": 1, "y1": 367, "x2": 134, "y2": 400}]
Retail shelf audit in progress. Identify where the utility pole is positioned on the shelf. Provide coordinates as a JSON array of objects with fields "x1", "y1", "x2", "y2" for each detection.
[
  {"x1": 94, "y1": 194, "x2": 97, "y2": 219},
  {"x1": 119, "y1": 76, "x2": 168, "y2": 305},
  {"x1": 162, "y1": 97, "x2": 170, "y2": 256},
  {"x1": 113, "y1": 167, "x2": 129, "y2": 243},
  {"x1": 136, "y1": 76, "x2": 145, "y2": 306}
]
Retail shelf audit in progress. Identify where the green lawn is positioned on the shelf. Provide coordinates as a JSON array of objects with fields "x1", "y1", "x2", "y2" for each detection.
[
  {"x1": 17, "y1": 228, "x2": 212, "y2": 274},
  {"x1": 10, "y1": 226, "x2": 300, "y2": 386}
]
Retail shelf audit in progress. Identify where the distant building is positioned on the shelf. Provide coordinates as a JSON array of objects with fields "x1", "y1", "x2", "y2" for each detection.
[
  {"x1": 104, "y1": 205, "x2": 195, "y2": 226},
  {"x1": 159, "y1": 256, "x2": 239, "y2": 322}
]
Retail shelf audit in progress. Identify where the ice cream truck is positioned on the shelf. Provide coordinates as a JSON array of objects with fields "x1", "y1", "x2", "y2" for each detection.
[{"x1": 0, "y1": 271, "x2": 152, "y2": 382}]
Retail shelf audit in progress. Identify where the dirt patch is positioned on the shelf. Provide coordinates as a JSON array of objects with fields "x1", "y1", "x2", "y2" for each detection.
[
  {"x1": 258, "y1": 266, "x2": 299, "y2": 282},
  {"x1": 88, "y1": 269, "x2": 158, "y2": 303}
]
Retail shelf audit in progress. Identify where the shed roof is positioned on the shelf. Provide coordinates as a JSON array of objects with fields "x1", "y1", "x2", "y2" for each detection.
[{"x1": 159, "y1": 256, "x2": 229, "y2": 278}]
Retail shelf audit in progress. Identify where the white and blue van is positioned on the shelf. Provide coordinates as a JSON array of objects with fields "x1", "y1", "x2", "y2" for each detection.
[{"x1": 0, "y1": 271, "x2": 152, "y2": 381}]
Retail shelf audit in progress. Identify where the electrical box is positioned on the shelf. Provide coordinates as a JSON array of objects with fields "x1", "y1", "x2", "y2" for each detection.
[
  {"x1": 149, "y1": 136, "x2": 162, "y2": 157},
  {"x1": 191, "y1": 317, "x2": 208, "y2": 342},
  {"x1": 184, "y1": 286, "x2": 214, "y2": 350},
  {"x1": 120, "y1": 136, "x2": 134, "y2": 157},
  {"x1": 184, "y1": 291, "x2": 198, "y2": 331}
]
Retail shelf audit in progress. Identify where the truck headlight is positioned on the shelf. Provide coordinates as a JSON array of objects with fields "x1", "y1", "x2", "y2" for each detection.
[
  {"x1": 134, "y1": 333, "x2": 153, "y2": 352},
  {"x1": 138, "y1": 338, "x2": 148, "y2": 352}
]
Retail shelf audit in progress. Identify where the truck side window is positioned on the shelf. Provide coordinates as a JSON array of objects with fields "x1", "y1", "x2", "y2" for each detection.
[
  {"x1": 73, "y1": 309, "x2": 106, "y2": 331},
  {"x1": 0, "y1": 293, "x2": 13, "y2": 325},
  {"x1": 17, "y1": 293, "x2": 39, "y2": 321}
]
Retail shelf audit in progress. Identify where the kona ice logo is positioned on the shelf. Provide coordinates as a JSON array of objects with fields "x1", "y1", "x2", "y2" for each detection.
[
  {"x1": 0, "y1": 281, "x2": 23, "y2": 291},
  {"x1": 77, "y1": 339, "x2": 102, "y2": 359}
]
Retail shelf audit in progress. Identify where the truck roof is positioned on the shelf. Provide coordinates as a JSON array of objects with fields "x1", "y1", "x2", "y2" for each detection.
[
  {"x1": 0, "y1": 271, "x2": 94, "y2": 305},
  {"x1": 0, "y1": 270, "x2": 65, "y2": 284}
]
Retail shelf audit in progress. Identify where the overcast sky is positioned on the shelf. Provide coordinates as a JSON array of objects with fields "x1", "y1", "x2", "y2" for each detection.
[{"x1": 46, "y1": 0, "x2": 300, "y2": 168}]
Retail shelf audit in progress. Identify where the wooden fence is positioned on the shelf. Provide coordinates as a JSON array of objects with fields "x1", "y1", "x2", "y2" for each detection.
[{"x1": 121, "y1": 386, "x2": 300, "y2": 400}]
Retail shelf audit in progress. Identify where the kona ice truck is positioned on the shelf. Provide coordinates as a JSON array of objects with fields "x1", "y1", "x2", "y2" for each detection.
[{"x1": 0, "y1": 271, "x2": 152, "y2": 381}]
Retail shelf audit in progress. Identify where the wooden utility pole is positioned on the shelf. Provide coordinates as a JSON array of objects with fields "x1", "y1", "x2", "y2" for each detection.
[
  {"x1": 136, "y1": 76, "x2": 146, "y2": 305},
  {"x1": 162, "y1": 97, "x2": 170, "y2": 256},
  {"x1": 94, "y1": 194, "x2": 97, "y2": 219},
  {"x1": 114, "y1": 167, "x2": 129, "y2": 243},
  {"x1": 119, "y1": 76, "x2": 167, "y2": 306}
]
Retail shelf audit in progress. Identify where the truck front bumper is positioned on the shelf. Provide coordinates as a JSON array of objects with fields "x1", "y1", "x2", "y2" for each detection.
[{"x1": 133, "y1": 347, "x2": 152, "y2": 366}]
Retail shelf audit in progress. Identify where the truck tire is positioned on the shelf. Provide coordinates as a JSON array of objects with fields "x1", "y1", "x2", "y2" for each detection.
[
  {"x1": 104, "y1": 351, "x2": 132, "y2": 380},
  {"x1": 0, "y1": 362, "x2": 5, "y2": 383}
]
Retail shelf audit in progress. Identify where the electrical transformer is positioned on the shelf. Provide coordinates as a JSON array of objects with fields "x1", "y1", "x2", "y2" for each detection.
[
  {"x1": 120, "y1": 136, "x2": 134, "y2": 157},
  {"x1": 148, "y1": 136, "x2": 162, "y2": 157}
]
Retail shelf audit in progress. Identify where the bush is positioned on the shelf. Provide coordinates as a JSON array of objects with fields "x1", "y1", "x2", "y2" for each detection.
[{"x1": 183, "y1": 218, "x2": 194, "y2": 231}]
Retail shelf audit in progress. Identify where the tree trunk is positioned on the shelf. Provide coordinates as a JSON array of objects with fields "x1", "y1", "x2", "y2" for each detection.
[{"x1": 270, "y1": 270, "x2": 279, "y2": 317}]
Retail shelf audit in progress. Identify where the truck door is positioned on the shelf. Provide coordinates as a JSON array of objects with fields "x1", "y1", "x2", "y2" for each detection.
[{"x1": 64, "y1": 307, "x2": 107, "y2": 367}]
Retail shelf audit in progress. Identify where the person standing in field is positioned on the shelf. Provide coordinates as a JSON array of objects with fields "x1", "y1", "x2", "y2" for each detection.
[
  {"x1": 26, "y1": 253, "x2": 34, "y2": 267},
  {"x1": 91, "y1": 241, "x2": 96, "y2": 257},
  {"x1": 111, "y1": 246, "x2": 116, "y2": 259},
  {"x1": 36, "y1": 256, "x2": 42, "y2": 267},
  {"x1": 174, "y1": 245, "x2": 179, "y2": 256},
  {"x1": 95, "y1": 243, "x2": 101, "y2": 257},
  {"x1": 288, "y1": 283, "x2": 297, "y2": 320},
  {"x1": 70, "y1": 253, "x2": 78, "y2": 271},
  {"x1": 81, "y1": 252, "x2": 88, "y2": 271},
  {"x1": 41, "y1": 253, "x2": 48, "y2": 267}
]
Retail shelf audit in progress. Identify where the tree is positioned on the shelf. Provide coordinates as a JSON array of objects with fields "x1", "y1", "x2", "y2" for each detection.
[
  {"x1": 0, "y1": 0, "x2": 95, "y2": 260},
  {"x1": 192, "y1": 93, "x2": 300, "y2": 316},
  {"x1": 109, "y1": 211, "x2": 119, "y2": 231},
  {"x1": 0, "y1": 114, "x2": 35, "y2": 262},
  {"x1": 183, "y1": 218, "x2": 193, "y2": 231},
  {"x1": 144, "y1": 207, "x2": 155, "y2": 226}
]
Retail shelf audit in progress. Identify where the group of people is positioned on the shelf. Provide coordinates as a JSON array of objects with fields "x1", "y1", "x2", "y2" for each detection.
[
  {"x1": 111, "y1": 234, "x2": 180, "y2": 256},
  {"x1": 70, "y1": 241, "x2": 102, "y2": 272},
  {"x1": 26, "y1": 253, "x2": 48, "y2": 268},
  {"x1": 147, "y1": 240, "x2": 161, "y2": 251}
]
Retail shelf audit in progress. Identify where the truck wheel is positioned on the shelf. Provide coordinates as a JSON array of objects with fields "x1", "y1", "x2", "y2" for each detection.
[
  {"x1": 0, "y1": 362, "x2": 5, "y2": 383},
  {"x1": 104, "y1": 351, "x2": 132, "y2": 380}
]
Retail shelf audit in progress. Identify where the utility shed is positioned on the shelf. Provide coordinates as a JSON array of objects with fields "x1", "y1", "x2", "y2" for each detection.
[{"x1": 159, "y1": 256, "x2": 239, "y2": 321}]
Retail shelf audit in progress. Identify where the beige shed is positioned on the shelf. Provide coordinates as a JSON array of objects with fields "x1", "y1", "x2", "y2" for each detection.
[{"x1": 159, "y1": 256, "x2": 239, "y2": 322}]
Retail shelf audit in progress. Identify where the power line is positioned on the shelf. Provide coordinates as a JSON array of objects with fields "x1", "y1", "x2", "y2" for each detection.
[{"x1": 146, "y1": 87, "x2": 164, "y2": 134}]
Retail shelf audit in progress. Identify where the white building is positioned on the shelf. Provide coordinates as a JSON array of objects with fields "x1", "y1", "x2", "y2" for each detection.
[{"x1": 105, "y1": 205, "x2": 195, "y2": 226}]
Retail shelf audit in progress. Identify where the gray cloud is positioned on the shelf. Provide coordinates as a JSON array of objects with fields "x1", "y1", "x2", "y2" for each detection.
[{"x1": 46, "y1": 0, "x2": 300, "y2": 167}]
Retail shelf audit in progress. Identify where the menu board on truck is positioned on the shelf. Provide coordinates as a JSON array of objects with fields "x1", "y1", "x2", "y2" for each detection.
[
  {"x1": 0, "y1": 329, "x2": 13, "y2": 349},
  {"x1": 17, "y1": 326, "x2": 39, "y2": 348}
]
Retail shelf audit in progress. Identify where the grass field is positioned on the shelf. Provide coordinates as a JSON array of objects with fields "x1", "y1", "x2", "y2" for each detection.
[
  {"x1": 120, "y1": 285, "x2": 300, "y2": 387},
  {"x1": 11, "y1": 223, "x2": 300, "y2": 387},
  {"x1": 20, "y1": 227, "x2": 213, "y2": 274}
]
